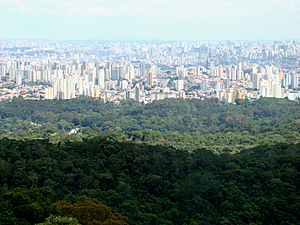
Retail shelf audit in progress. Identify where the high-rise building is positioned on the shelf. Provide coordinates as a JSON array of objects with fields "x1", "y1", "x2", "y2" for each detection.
[
  {"x1": 226, "y1": 91, "x2": 233, "y2": 103},
  {"x1": 140, "y1": 62, "x2": 145, "y2": 78},
  {"x1": 218, "y1": 66, "x2": 223, "y2": 78},
  {"x1": 111, "y1": 66, "x2": 119, "y2": 80},
  {"x1": 88, "y1": 71, "x2": 96, "y2": 85},
  {"x1": 78, "y1": 77, "x2": 84, "y2": 95},
  {"x1": 96, "y1": 62, "x2": 100, "y2": 77},
  {"x1": 231, "y1": 65, "x2": 237, "y2": 80},
  {"x1": 94, "y1": 85, "x2": 100, "y2": 97},
  {"x1": 66, "y1": 76, "x2": 75, "y2": 99},
  {"x1": 82, "y1": 61, "x2": 88, "y2": 70},
  {"x1": 201, "y1": 80, "x2": 207, "y2": 91},
  {"x1": 179, "y1": 90, "x2": 186, "y2": 99},
  {"x1": 105, "y1": 61, "x2": 111, "y2": 70},
  {"x1": 210, "y1": 61, "x2": 214, "y2": 77},
  {"x1": 177, "y1": 66, "x2": 187, "y2": 79},
  {"x1": 81, "y1": 61, "x2": 88, "y2": 75},
  {"x1": 175, "y1": 80, "x2": 184, "y2": 91},
  {"x1": 260, "y1": 86, "x2": 270, "y2": 97},
  {"x1": 9, "y1": 65, "x2": 15, "y2": 81},
  {"x1": 226, "y1": 69, "x2": 232, "y2": 79},
  {"x1": 252, "y1": 65, "x2": 258, "y2": 74},
  {"x1": 237, "y1": 69, "x2": 243, "y2": 80},
  {"x1": 16, "y1": 74, "x2": 22, "y2": 85},
  {"x1": 272, "y1": 83, "x2": 281, "y2": 98},
  {"x1": 235, "y1": 90, "x2": 242, "y2": 100},
  {"x1": 120, "y1": 80, "x2": 128, "y2": 90},
  {"x1": 283, "y1": 73, "x2": 291, "y2": 87},
  {"x1": 45, "y1": 87, "x2": 54, "y2": 99},
  {"x1": 150, "y1": 65, "x2": 158, "y2": 76},
  {"x1": 238, "y1": 61, "x2": 243, "y2": 70},
  {"x1": 52, "y1": 78, "x2": 58, "y2": 98},
  {"x1": 119, "y1": 65, "x2": 125, "y2": 78},
  {"x1": 126, "y1": 64, "x2": 134, "y2": 82},
  {"x1": 252, "y1": 73, "x2": 261, "y2": 89},
  {"x1": 105, "y1": 69, "x2": 111, "y2": 80},
  {"x1": 135, "y1": 85, "x2": 140, "y2": 101},
  {"x1": 223, "y1": 78, "x2": 230, "y2": 88},
  {"x1": 124, "y1": 90, "x2": 128, "y2": 100},
  {"x1": 98, "y1": 68, "x2": 105, "y2": 89},
  {"x1": 0, "y1": 65, "x2": 5, "y2": 77},
  {"x1": 147, "y1": 72, "x2": 153, "y2": 86},
  {"x1": 197, "y1": 66, "x2": 202, "y2": 76},
  {"x1": 291, "y1": 74, "x2": 298, "y2": 88}
]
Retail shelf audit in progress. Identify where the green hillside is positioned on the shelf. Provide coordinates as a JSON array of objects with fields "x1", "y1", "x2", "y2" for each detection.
[
  {"x1": 0, "y1": 138, "x2": 299, "y2": 224},
  {"x1": 1, "y1": 97, "x2": 300, "y2": 152}
]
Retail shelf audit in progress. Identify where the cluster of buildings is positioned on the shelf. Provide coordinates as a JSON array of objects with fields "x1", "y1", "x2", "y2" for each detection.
[
  {"x1": 0, "y1": 40, "x2": 299, "y2": 103},
  {"x1": 0, "y1": 81, "x2": 46, "y2": 100}
]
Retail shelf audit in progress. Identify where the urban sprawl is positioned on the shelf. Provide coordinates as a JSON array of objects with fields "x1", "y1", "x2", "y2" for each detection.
[{"x1": 0, "y1": 40, "x2": 299, "y2": 103}]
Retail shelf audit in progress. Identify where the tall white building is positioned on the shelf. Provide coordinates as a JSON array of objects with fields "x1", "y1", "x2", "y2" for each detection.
[
  {"x1": 78, "y1": 77, "x2": 84, "y2": 96},
  {"x1": 98, "y1": 68, "x2": 105, "y2": 89},
  {"x1": 231, "y1": 65, "x2": 237, "y2": 80},
  {"x1": 16, "y1": 74, "x2": 22, "y2": 85},
  {"x1": 175, "y1": 80, "x2": 184, "y2": 91},
  {"x1": 65, "y1": 76, "x2": 75, "y2": 99},
  {"x1": 9, "y1": 65, "x2": 15, "y2": 81},
  {"x1": 0, "y1": 65, "x2": 5, "y2": 77},
  {"x1": 45, "y1": 87, "x2": 54, "y2": 99},
  {"x1": 272, "y1": 83, "x2": 281, "y2": 98},
  {"x1": 150, "y1": 65, "x2": 158, "y2": 76},
  {"x1": 210, "y1": 61, "x2": 214, "y2": 77},
  {"x1": 252, "y1": 73, "x2": 261, "y2": 89},
  {"x1": 120, "y1": 80, "x2": 128, "y2": 90}
]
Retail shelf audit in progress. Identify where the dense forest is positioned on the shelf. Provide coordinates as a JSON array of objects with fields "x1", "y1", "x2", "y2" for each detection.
[
  {"x1": 0, "y1": 97, "x2": 300, "y2": 134},
  {"x1": 1, "y1": 97, "x2": 300, "y2": 152},
  {"x1": 1, "y1": 97, "x2": 300, "y2": 224},
  {"x1": 2, "y1": 120, "x2": 300, "y2": 153},
  {"x1": 0, "y1": 137, "x2": 300, "y2": 224}
]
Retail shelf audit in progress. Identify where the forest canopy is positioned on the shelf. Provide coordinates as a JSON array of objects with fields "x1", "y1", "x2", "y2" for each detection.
[
  {"x1": 0, "y1": 137, "x2": 299, "y2": 224},
  {"x1": 1, "y1": 97, "x2": 300, "y2": 224},
  {"x1": 0, "y1": 97, "x2": 299, "y2": 134},
  {"x1": 1, "y1": 97, "x2": 300, "y2": 152}
]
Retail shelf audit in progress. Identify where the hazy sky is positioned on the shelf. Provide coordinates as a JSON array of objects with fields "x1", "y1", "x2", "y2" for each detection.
[{"x1": 1, "y1": 0, "x2": 299, "y2": 41}]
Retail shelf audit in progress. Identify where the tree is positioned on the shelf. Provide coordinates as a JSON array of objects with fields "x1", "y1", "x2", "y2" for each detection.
[
  {"x1": 0, "y1": 209, "x2": 17, "y2": 225},
  {"x1": 3, "y1": 187, "x2": 54, "y2": 224},
  {"x1": 52, "y1": 196, "x2": 128, "y2": 225},
  {"x1": 36, "y1": 215, "x2": 80, "y2": 225}
]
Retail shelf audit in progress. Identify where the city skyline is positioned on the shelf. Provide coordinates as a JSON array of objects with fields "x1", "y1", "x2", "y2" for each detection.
[
  {"x1": 0, "y1": 40, "x2": 299, "y2": 103},
  {"x1": 1, "y1": 0, "x2": 300, "y2": 41}
]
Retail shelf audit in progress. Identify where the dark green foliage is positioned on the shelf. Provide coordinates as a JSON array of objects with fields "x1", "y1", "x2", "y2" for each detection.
[
  {"x1": 0, "y1": 209, "x2": 17, "y2": 225},
  {"x1": 0, "y1": 186, "x2": 55, "y2": 224},
  {"x1": 2, "y1": 97, "x2": 300, "y2": 152},
  {"x1": 0, "y1": 138, "x2": 299, "y2": 224},
  {"x1": 0, "y1": 97, "x2": 300, "y2": 135}
]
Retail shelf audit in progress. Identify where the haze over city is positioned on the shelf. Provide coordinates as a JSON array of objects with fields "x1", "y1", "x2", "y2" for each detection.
[{"x1": 1, "y1": 0, "x2": 300, "y2": 41}]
